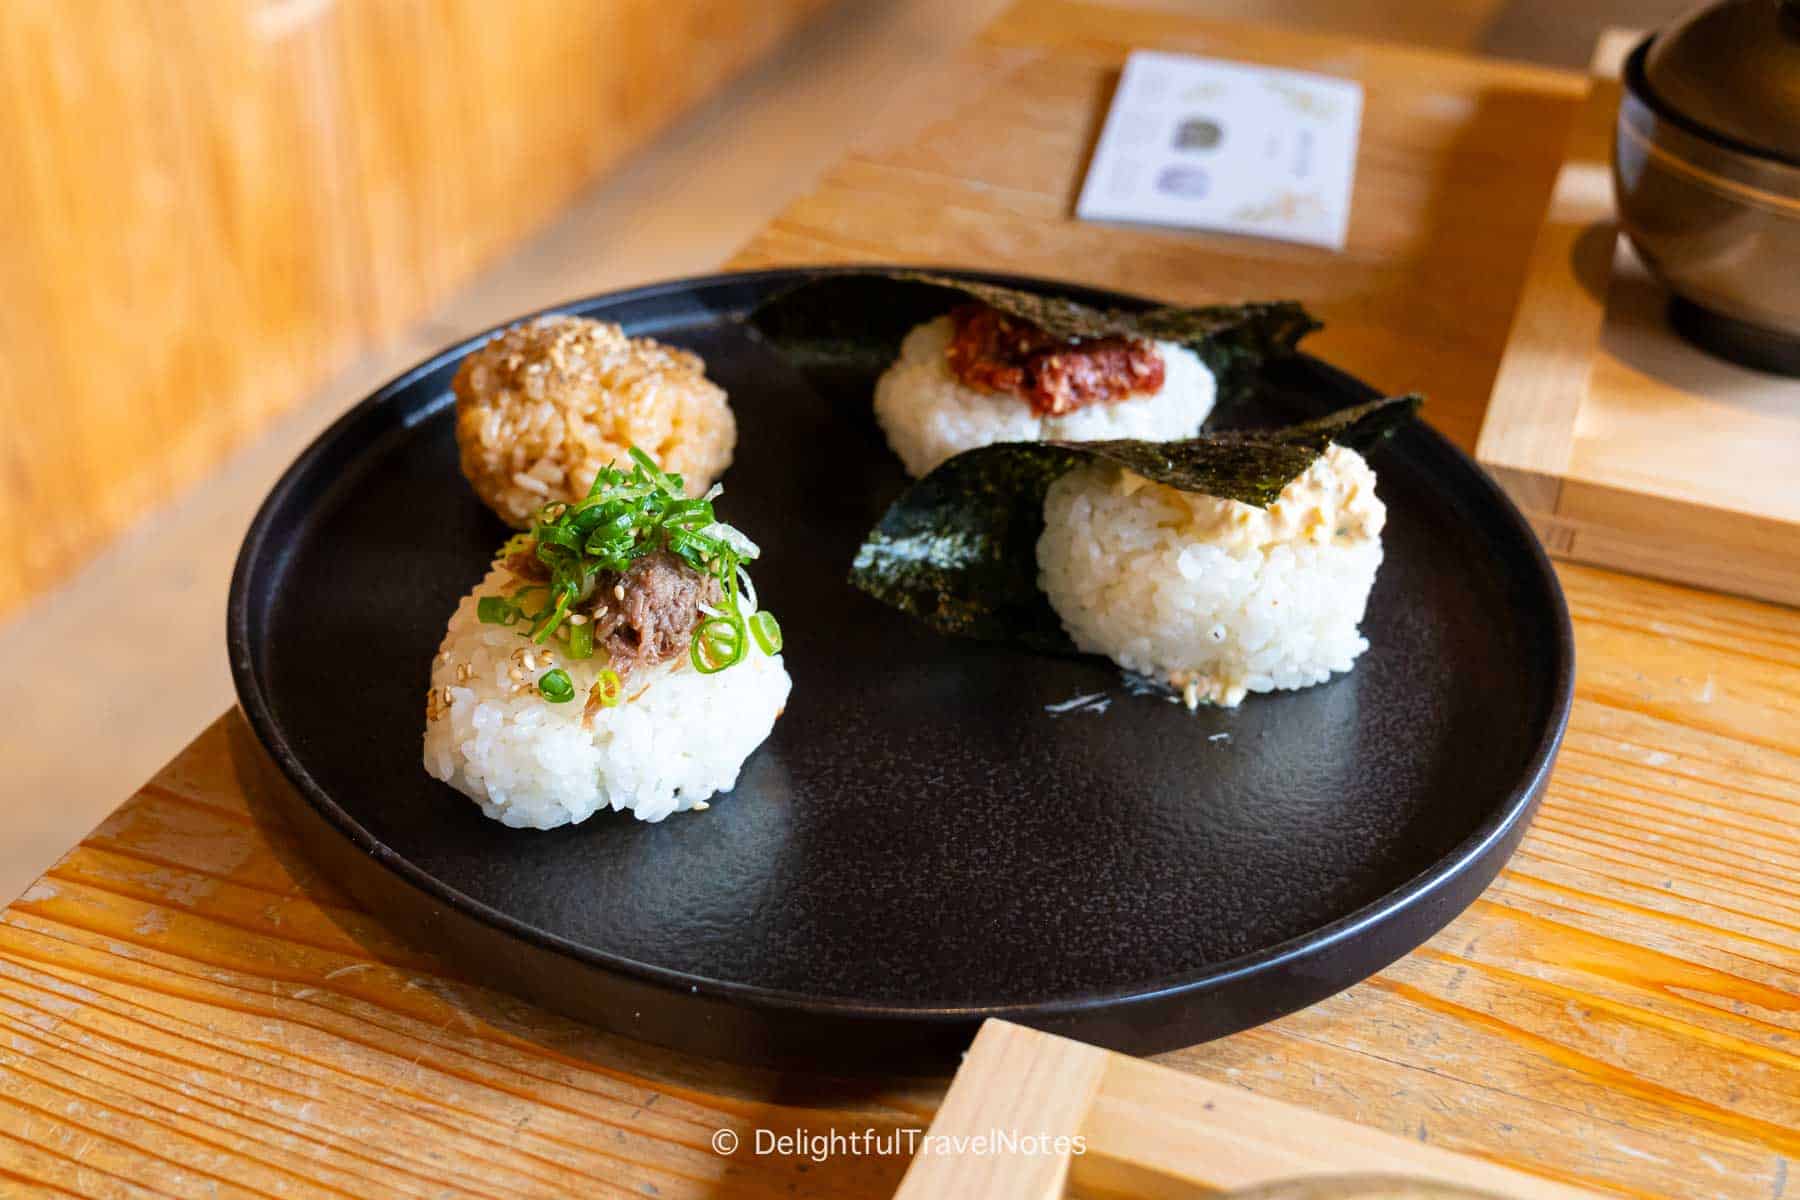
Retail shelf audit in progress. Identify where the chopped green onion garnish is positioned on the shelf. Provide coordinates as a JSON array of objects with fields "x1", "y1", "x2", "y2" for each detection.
[
  {"x1": 494, "y1": 445, "x2": 781, "y2": 692},
  {"x1": 536, "y1": 524, "x2": 583, "y2": 553},
  {"x1": 567, "y1": 619, "x2": 594, "y2": 659},
  {"x1": 691, "y1": 616, "x2": 746, "y2": 674},
  {"x1": 537, "y1": 668, "x2": 575, "y2": 703},
  {"x1": 749, "y1": 610, "x2": 782, "y2": 655},
  {"x1": 530, "y1": 586, "x2": 576, "y2": 644},
  {"x1": 590, "y1": 668, "x2": 623, "y2": 709},
  {"x1": 477, "y1": 596, "x2": 518, "y2": 625},
  {"x1": 627, "y1": 446, "x2": 684, "y2": 498}
]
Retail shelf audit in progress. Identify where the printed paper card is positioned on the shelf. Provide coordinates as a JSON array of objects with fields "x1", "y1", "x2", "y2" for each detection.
[{"x1": 1077, "y1": 51, "x2": 1363, "y2": 250}]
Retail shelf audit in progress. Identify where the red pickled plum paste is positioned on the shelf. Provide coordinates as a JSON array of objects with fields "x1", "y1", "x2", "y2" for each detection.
[{"x1": 943, "y1": 303, "x2": 1165, "y2": 417}]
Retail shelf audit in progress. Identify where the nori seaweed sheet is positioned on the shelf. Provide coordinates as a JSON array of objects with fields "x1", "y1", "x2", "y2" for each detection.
[
  {"x1": 744, "y1": 269, "x2": 1319, "y2": 417},
  {"x1": 848, "y1": 396, "x2": 1422, "y2": 653}
]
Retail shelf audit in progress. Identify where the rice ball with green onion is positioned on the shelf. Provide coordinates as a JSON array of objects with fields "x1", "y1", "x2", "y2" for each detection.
[
  {"x1": 422, "y1": 562, "x2": 789, "y2": 827},
  {"x1": 424, "y1": 448, "x2": 788, "y2": 826},
  {"x1": 1036, "y1": 444, "x2": 1384, "y2": 708}
]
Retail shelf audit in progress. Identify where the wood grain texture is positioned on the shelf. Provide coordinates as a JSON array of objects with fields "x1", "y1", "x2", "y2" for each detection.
[
  {"x1": 1, "y1": 3, "x2": 1796, "y2": 1197},
  {"x1": 0, "y1": 0, "x2": 830, "y2": 621},
  {"x1": 900, "y1": 1021, "x2": 1606, "y2": 1198},
  {"x1": 893, "y1": 1021, "x2": 1106, "y2": 1200},
  {"x1": 1472, "y1": 36, "x2": 1628, "y2": 505},
  {"x1": 1473, "y1": 32, "x2": 1800, "y2": 607}
]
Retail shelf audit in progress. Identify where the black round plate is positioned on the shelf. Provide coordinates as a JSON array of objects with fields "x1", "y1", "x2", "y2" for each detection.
[{"x1": 229, "y1": 268, "x2": 1573, "y2": 1070}]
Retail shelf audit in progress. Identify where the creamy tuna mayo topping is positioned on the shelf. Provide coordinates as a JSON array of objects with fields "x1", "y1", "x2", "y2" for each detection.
[{"x1": 1111, "y1": 443, "x2": 1383, "y2": 555}]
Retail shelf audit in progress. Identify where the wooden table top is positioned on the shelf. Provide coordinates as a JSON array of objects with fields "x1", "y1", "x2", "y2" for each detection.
[{"x1": 3, "y1": 4, "x2": 1795, "y2": 1197}]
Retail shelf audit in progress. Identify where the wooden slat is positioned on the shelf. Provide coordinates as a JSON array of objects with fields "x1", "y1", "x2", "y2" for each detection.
[
  {"x1": 892, "y1": 1022, "x2": 1107, "y2": 1199},
  {"x1": 0, "y1": 0, "x2": 832, "y2": 620},
  {"x1": 1473, "y1": 36, "x2": 1629, "y2": 506},
  {"x1": 900, "y1": 1021, "x2": 1607, "y2": 1198},
  {"x1": 1, "y1": 4, "x2": 1796, "y2": 1198}
]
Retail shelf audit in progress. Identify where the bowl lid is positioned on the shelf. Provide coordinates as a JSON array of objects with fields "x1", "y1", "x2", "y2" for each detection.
[{"x1": 1644, "y1": 0, "x2": 1800, "y2": 162}]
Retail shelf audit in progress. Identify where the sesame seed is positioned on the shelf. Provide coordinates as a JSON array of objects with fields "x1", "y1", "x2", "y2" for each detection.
[
  {"x1": 568, "y1": 613, "x2": 587, "y2": 626},
  {"x1": 613, "y1": 584, "x2": 625, "y2": 601},
  {"x1": 509, "y1": 668, "x2": 524, "y2": 681}
]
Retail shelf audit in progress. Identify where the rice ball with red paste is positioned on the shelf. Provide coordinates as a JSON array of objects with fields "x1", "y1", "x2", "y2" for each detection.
[{"x1": 873, "y1": 303, "x2": 1216, "y2": 477}]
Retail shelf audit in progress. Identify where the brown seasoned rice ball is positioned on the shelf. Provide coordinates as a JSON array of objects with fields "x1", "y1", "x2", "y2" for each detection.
[{"x1": 453, "y1": 315, "x2": 736, "y2": 527}]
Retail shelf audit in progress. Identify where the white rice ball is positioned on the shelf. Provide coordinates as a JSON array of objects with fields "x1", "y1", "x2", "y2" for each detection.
[
  {"x1": 422, "y1": 564, "x2": 790, "y2": 827},
  {"x1": 1036, "y1": 444, "x2": 1385, "y2": 708},
  {"x1": 872, "y1": 316, "x2": 1217, "y2": 477}
]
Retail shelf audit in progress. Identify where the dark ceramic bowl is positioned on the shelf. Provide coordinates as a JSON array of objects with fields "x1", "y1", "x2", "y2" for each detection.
[{"x1": 1616, "y1": 33, "x2": 1800, "y2": 372}]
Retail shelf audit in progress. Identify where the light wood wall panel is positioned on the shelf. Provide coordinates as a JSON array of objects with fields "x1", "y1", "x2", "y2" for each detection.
[{"x1": 0, "y1": 0, "x2": 831, "y2": 618}]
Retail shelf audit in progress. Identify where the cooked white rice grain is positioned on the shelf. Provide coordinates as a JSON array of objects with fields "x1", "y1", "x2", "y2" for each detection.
[
  {"x1": 872, "y1": 316, "x2": 1216, "y2": 477},
  {"x1": 422, "y1": 565, "x2": 790, "y2": 827},
  {"x1": 1036, "y1": 444, "x2": 1385, "y2": 708}
]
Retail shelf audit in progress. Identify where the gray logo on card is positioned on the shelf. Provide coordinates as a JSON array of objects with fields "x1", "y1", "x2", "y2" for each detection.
[
  {"x1": 1175, "y1": 117, "x2": 1223, "y2": 151},
  {"x1": 1156, "y1": 164, "x2": 1211, "y2": 197}
]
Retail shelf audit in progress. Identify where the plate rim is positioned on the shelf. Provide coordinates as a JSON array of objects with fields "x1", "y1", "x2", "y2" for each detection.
[{"x1": 227, "y1": 264, "x2": 1576, "y2": 1030}]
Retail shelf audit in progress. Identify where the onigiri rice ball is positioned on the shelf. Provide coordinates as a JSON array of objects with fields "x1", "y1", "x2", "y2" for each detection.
[
  {"x1": 422, "y1": 563, "x2": 790, "y2": 827},
  {"x1": 872, "y1": 315, "x2": 1216, "y2": 477},
  {"x1": 1036, "y1": 443, "x2": 1385, "y2": 707},
  {"x1": 453, "y1": 315, "x2": 737, "y2": 528}
]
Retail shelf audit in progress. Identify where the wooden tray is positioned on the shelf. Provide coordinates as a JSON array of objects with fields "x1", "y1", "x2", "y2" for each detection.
[
  {"x1": 1474, "y1": 33, "x2": 1800, "y2": 607},
  {"x1": 893, "y1": 1021, "x2": 1603, "y2": 1199}
]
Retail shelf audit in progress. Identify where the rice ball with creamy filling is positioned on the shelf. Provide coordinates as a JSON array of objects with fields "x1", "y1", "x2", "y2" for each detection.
[
  {"x1": 873, "y1": 310, "x2": 1216, "y2": 477},
  {"x1": 454, "y1": 315, "x2": 736, "y2": 527},
  {"x1": 1036, "y1": 444, "x2": 1384, "y2": 708}
]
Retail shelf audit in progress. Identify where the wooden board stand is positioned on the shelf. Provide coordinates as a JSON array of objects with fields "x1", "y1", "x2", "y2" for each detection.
[
  {"x1": 892, "y1": 1021, "x2": 1604, "y2": 1199},
  {"x1": 1474, "y1": 32, "x2": 1800, "y2": 607}
]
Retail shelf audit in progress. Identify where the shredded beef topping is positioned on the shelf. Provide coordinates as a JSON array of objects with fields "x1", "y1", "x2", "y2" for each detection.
[
  {"x1": 943, "y1": 303, "x2": 1165, "y2": 417},
  {"x1": 499, "y1": 543, "x2": 722, "y2": 721},
  {"x1": 586, "y1": 550, "x2": 721, "y2": 679}
]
